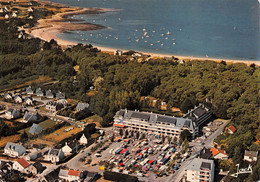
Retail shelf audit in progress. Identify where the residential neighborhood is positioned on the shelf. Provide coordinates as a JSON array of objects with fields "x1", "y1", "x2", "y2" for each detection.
[{"x1": 0, "y1": 84, "x2": 258, "y2": 182}]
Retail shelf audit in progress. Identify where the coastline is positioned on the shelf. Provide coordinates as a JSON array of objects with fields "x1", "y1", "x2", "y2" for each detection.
[{"x1": 27, "y1": 1, "x2": 260, "y2": 66}]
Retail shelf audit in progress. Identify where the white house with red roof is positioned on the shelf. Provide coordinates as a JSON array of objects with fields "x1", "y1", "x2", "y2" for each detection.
[
  {"x1": 68, "y1": 169, "x2": 83, "y2": 181},
  {"x1": 13, "y1": 158, "x2": 30, "y2": 174},
  {"x1": 210, "y1": 147, "x2": 229, "y2": 160},
  {"x1": 225, "y1": 125, "x2": 236, "y2": 134}
]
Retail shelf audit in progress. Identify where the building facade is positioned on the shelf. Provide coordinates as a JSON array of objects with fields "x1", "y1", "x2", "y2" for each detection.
[
  {"x1": 185, "y1": 158, "x2": 214, "y2": 182},
  {"x1": 113, "y1": 109, "x2": 197, "y2": 138}
]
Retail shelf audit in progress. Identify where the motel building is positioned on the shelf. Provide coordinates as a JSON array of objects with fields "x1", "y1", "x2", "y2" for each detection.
[{"x1": 113, "y1": 109, "x2": 198, "y2": 139}]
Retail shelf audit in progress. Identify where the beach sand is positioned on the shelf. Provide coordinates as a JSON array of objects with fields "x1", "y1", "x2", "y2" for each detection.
[{"x1": 26, "y1": 1, "x2": 259, "y2": 66}]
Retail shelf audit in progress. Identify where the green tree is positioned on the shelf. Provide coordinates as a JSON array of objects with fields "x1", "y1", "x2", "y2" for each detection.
[{"x1": 180, "y1": 130, "x2": 192, "y2": 142}]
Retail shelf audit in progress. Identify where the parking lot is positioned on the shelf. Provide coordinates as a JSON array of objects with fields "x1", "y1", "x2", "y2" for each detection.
[{"x1": 82, "y1": 129, "x2": 193, "y2": 181}]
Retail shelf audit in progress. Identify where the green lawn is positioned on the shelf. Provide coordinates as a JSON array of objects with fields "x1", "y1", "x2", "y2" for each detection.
[{"x1": 83, "y1": 115, "x2": 102, "y2": 127}]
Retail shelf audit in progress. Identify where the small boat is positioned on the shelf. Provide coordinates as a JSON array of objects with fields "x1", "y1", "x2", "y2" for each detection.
[
  {"x1": 166, "y1": 31, "x2": 171, "y2": 35},
  {"x1": 150, "y1": 43, "x2": 154, "y2": 46},
  {"x1": 165, "y1": 37, "x2": 168, "y2": 40},
  {"x1": 161, "y1": 34, "x2": 164, "y2": 37},
  {"x1": 143, "y1": 28, "x2": 146, "y2": 31},
  {"x1": 146, "y1": 35, "x2": 150, "y2": 38},
  {"x1": 144, "y1": 41, "x2": 148, "y2": 43},
  {"x1": 172, "y1": 39, "x2": 176, "y2": 41},
  {"x1": 157, "y1": 41, "x2": 160, "y2": 43},
  {"x1": 152, "y1": 30, "x2": 156, "y2": 33},
  {"x1": 161, "y1": 44, "x2": 164, "y2": 46},
  {"x1": 173, "y1": 43, "x2": 176, "y2": 45},
  {"x1": 136, "y1": 39, "x2": 139, "y2": 42}
]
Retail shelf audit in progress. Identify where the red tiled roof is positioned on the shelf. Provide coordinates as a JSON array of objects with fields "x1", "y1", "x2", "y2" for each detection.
[
  {"x1": 210, "y1": 147, "x2": 228, "y2": 156},
  {"x1": 68, "y1": 169, "x2": 80, "y2": 176},
  {"x1": 228, "y1": 125, "x2": 236, "y2": 133},
  {"x1": 17, "y1": 158, "x2": 30, "y2": 168}
]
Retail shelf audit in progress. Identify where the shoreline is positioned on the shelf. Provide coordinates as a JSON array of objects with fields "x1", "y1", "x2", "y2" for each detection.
[{"x1": 27, "y1": 1, "x2": 260, "y2": 66}]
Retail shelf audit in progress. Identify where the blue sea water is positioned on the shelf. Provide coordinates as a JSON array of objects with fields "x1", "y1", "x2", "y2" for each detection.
[{"x1": 46, "y1": 0, "x2": 260, "y2": 60}]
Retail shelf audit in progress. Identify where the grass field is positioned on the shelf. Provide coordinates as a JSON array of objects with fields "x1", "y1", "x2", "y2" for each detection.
[
  {"x1": 41, "y1": 125, "x2": 82, "y2": 143},
  {"x1": 83, "y1": 115, "x2": 102, "y2": 127},
  {"x1": 0, "y1": 135, "x2": 20, "y2": 148}
]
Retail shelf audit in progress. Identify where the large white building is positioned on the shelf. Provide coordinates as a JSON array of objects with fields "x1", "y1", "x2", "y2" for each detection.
[
  {"x1": 113, "y1": 109, "x2": 197, "y2": 138},
  {"x1": 185, "y1": 158, "x2": 215, "y2": 182}
]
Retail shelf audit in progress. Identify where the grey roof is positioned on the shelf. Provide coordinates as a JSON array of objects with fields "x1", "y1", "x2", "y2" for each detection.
[
  {"x1": 186, "y1": 158, "x2": 214, "y2": 172},
  {"x1": 26, "y1": 86, "x2": 33, "y2": 93},
  {"x1": 32, "y1": 161, "x2": 43, "y2": 173},
  {"x1": 76, "y1": 102, "x2": 89, "y2": 111},
  {"x1": 183, "y1": 104, "x2": 210, "y2": 121},
  {"x1": 44, "y1": 167, "x2": 60, "y2": 182},
  {"x1": 46, "y1": 90, "x2": 54, "y2": 97},
  {"x1": 4, "y1": 93, "x2": 12, "y2": 98},
  {"x1": 115, "y1": 109, "x2": 195, "y2": 130},
  {"x1": 14, "y1": 95, "x2": 22, "y2": 100},
  {"x1": 66, "y1": 140, "x2": 79, "y2": 149},
  {"x1": 193, "y1": 107, "x2": 206, "y2": 118},
  {"x1": 59, "y1": 169, "x2": 68, "y2": 178},
  {"x1": 29, "y1": 123, "x2": 43, "y2": 134},
  {"x1": 24, "y1": 97, "x2": 32, "y2": 102},
  {"x1": 36, "y1": 88, "x2": 44, "y2": 95},
  {"x1": 6, "y1": 108, "x2": 19, "y2": 115},
  {"x1": 199, "y1": 147, "x2": 212, "y2": 159},
  {"x1": 245, "y1": 150, "x2": 258, "y2": 158},
  {"x1": 4, "y1": 142, "x2": 25, "y2": 152},
  {"x1": 48, "y1": 148, "x2": 60, "y2": 156},
  {"x1": 56, "y1": 91, "x2": 65, "y2": 99},
  {"x1": 201, "y1": 162, "x2": 211, "y2": 170}
]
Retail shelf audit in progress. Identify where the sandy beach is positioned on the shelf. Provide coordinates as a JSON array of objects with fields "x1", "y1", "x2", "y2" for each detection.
[{"x1": 26, "y1": 1, "x2": 260, "y2": 66}]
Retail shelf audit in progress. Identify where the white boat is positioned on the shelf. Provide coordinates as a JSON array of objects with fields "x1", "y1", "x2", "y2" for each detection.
[
  {"x1": 150, "y1": 43, "x2": 154, "y2": 46},
  {"x1": 136, "y1": 39, "x2": 139, "y2": 42},
  {"x1": 166, "y1": 31, "x2": 171, "y2": 35},
  {"x1": 143, "y1": 28, "x2": 146, "y2": 31},
  {"x1": 165, "y1": 37, "x2": 168, "y2": 40}
]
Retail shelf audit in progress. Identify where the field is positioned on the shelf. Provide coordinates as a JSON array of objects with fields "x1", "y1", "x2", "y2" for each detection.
[
  {"x1": 0, "y1": 135, "x2": 20, "y2": 148},
  {"x1": 83, "y1": 115, "x2": 102, "y2": 127},
  {"x1": 41, "y1": 125, "x2": 82, "y2": 143}
]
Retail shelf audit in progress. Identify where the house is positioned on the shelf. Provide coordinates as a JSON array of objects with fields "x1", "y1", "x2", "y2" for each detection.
[
  {"x1": 244, "y1": 150, "x2": 258, "y2": 163},
  {"x1": 225, "y1": 125, "x2": 236, "y2": 134},
  {"x1": 4, "y1": 142, "x2": 26, "y2": 157},
  {"x1": 28, "y1": 15, "x2": 33, "y2": 19},
  {"x1": 29, "y1": 123, "x2": 43, "y2": 135},
  {"x1": 62, "y1": 141, "x2": 80, "y2": 155},
  {"x1": 28, "y1": 161, "x2": 44, "y2": 175},
  {"x1": 25, "y1": 151, "x2": 41, "y2": 161},
  {"x1": 4, "y1": 93, "x2": 12, "y2": 100},
  {"x1": 45, "y1": 101, "x2": 64, "y2": 112},
  {"x1": 76, "y1": 102, "x2": 89, "y2": 112},
  {"x1": 59, "y1": 169, "x2": 69, "y2": 180},
  {"x1": 4, "y1": 14, "x2": 9, "y2": 19},
  {"x1": 185, "y1": 158, "x2": 214, "y2": 182},
  {"x1": 24, "y1": 97, "x2": 33, "y2": 105},
  {"x1": 36, "y1": 88, "x2": 44, "y2": 96},
  {"x1": 26, "y1": 86, "x2": 34, "y2": 95},
  {"x1": 56, "y1": 99, "x2": 68, "y2": 107},
  {"x1": 22, "y1": 112, "x2": 37, "y2": 123},
  {"x1": 46, "y1": 90, "x2": 54, "y2": 98},
  {"x1": 198, "y1": 147, "x2": 212, "y2": 159},
  {"x1": 79, "y1": 134, "x2": 88, "y2": 145},
  {"x1": 0, "y1": 160, "x2": 13, "y2": 180},
  {"x1": 28, "y1": 7, "x2": 34, "y2": 12},
  {"x1": 5, "y1": 108, "x2": 20, "y2": 119},
  {"x1": 56, "y1": 91, "x2": 65, "y2": 100},
  {"x1": 14, "y1": 95, "x2": 23, "y2": 103},
  {"x1": 210, "y1": 147, "x2": 229, "y2": 160},
  {"x1": 68, "y1": 169, "x2": 83, "y2": 181},
  {"x1": 45, "y1": 148, "x2": 64, "y2": 163},
  {"x1": 114, "y1": 50, "x2": 123, "y2": 56},
  {"x1": 11, "y1": 12, "x2": 17, "y2": 18},
  {"x1": 12, "y1": 158, "x2": 30, "y2": 174}
]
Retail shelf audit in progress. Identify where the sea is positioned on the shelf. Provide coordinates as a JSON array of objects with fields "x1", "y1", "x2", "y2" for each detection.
[{"x1": 44, "y1": 0, "x2": 260, "y2": 60}]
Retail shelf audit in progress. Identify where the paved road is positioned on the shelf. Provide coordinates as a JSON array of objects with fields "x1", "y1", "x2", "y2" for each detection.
[{"x1": 166, "y1": 120, "x2": 230, "y2": 182}]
